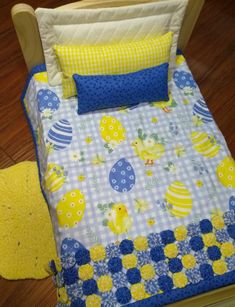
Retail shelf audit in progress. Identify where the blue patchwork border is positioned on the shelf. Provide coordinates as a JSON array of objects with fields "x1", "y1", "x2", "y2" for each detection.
[{"x1": 129, "y1": 270, "x2": 235, "y2": 306}]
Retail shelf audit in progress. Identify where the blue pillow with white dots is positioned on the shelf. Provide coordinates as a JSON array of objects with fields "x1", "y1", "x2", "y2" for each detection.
[{"x1": 73, "y1": 63, "x2": 169, "y2": 114}]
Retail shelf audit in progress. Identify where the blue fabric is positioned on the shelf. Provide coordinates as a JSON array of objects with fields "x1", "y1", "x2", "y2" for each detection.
[
  {"x1": 108, "y1": 257, "x2": 122, "y2": 273},
  {"x1": 120, "y1": 239, "x2": 134, "y2": 255},
  {"x1": 116, "y1": 287, "x2": 132, "y2": 304},
  {"x1": 73, "y1": 63, "x2": 169, "y2": 114},
  {"x1": 128, "y1": 270, "x2": 235, "y2": 306},
  {"x1": 20, "y1": 64, "x2": 50, "y2": 210},
  {"x1": 126, "y1": 268, "x2": 141, "y2": 284}
]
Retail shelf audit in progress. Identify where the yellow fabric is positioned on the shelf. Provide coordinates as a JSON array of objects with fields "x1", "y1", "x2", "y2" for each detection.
[
  {"x1": 90, "y1": 244, "x2": 106, "y2": 262},
  {"x1": 78, "y1": 264, "x2": 94, "y2": 280},
  {"x1": 54, "y1": 32, "x2": 173, "y2": 98},
  {"x1": 0, "y1": 162, "x2": 57, "y2": 279},
  {"x1": 122, "y1": 254, "x2": 138, "y2": 269},
  {"x1": 97, "y1": 275, "x2": 113, "y2": 292}
]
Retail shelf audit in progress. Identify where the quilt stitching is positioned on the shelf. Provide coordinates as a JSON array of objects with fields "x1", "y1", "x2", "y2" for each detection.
[{"x1": 21, "y1": 54, "x2": 235, "y2": 306}]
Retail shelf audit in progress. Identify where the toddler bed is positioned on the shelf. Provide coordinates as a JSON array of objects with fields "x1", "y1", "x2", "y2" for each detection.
[{"x1": 12, "y1": 0, "x2": 235, "y2": 306}]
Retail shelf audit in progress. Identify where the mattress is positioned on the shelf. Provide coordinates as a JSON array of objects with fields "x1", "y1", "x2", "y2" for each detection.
[{"x1": 22, "y1": 54, "x2": 235, "y2": 306}]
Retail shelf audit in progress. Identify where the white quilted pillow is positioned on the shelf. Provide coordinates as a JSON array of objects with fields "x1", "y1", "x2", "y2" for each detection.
[{"x1": 35, "y1": 0, "x2": 188, "y2": 86}]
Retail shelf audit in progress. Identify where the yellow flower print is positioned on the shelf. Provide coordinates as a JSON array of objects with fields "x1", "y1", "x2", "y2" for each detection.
[
  {"x1": 192, "y1": 115, "x2": 203, "y2": 127},
  {"x1": 69, "y1": 151, "x2": 84, "y2": 162},
  {"x1": 78, "y1": 264, "x2": 94, "y2": 280},
  {"x1": 211, "y1": 209, "x2": 224, "y2": 229},
  {"x1": 97, "y1": 275, "x2": 113, "y2": 292},
  {"x1": 86, "y1": 294, "x2": 101, "y2": 307},
  {"x1": 77, "y1": 174, "x2": 85, "y2": 182},
  {"x1": 182, "y1": 254, "x2": 196, "y2": 269},
  {"x1": 211, "y1": 214, "x2": 224, "y2": 229},
  {"x1": 151, "y1": 117, "x2": 158, "y2": 124},
  {"x1": 122, "y1": 254, "x2": 138, "y2": 269},
  {"x1": 134, "y1": 236, "x2": 148, "y2": 251},
  {"x1": 85, "y1": 136, "x2": 93, "y2": 144},
  {"x1": 174, "y1": 225, "x2": 187, "y2": 241},
  {"x1": 220, "y1": 242, "x2": 235, "y2": 257},
  {"x1": 164, "y1": 243, "x2": 178, "y2": 258},
  {"x1": 147, "y1": 218, "x2": 155, "y2": 227},
  {"x1": 183, "y1": 99, "x2": 189, "y2": 105},
  {"x1": 145, "y1": 169, "x2": 153, "y2": 177},
  {"x1": 57, "y1": 287, "x2": 69, "y2": 303},
  {"x1": 140, "y1": 264, "x2": 155, "y2": 280},
  {"x1": 46, "y1": 142, "x2": 54, "y2": 155},
  {"x1": 173, "y1": 272, "x2": 188, "y2": 288},
  {"x1": 130, "y1": 283, "x2": 148, "y2": 301},
  {"x1": 90, "y1": 244, "x2": 106, "y2": 262},
  {"x1": 42, "y1": 108, "x2": 53, "y2": 119},
  {"x1": 174, "y1": 144, "x2": 186, "y2": 157},
  {"x1": 92, "y1": 154, "x2": 106, "y2": 165},
  {"x1": 195, "y1": 180, "x2": 203, "y2": 187},
  {"x1": 202, "y1": 233, "x2": 217, "y2": 247},
  {"x1": 211, "y1": 208, "x2": 224, "y2": 219},
  {"x1": 134, "y1": 199, "x2": 149, "y2": 213},
  {"x1": 212, "y1": 260, "x2": 227, "y2": 275}
]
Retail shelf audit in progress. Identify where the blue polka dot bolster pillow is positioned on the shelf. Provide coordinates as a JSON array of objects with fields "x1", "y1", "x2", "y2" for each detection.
[{"x1": 73, "y1": 63, "x2": 169, "y2": 114}]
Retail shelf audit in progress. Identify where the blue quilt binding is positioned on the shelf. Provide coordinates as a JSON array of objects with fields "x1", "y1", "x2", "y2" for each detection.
[
  {"x1": 129, "y1": 271, "x2": 235, "y2": 306},
  {"x1": 20, "y1": 64, "x2": 49, "y2": 207}
]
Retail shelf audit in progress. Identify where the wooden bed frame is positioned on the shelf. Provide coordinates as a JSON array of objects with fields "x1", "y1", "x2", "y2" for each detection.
[
  {"x1": 10, "y1": 0, "x2": 235, "y2": 306},
  {"x1": 11, "y1": 0, "x2": 205, "y2": 71}
]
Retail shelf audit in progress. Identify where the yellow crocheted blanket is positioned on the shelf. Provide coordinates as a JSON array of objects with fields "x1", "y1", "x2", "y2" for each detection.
[{"x1": 0, "y1": 162, "x2": 57, "y2": 279}]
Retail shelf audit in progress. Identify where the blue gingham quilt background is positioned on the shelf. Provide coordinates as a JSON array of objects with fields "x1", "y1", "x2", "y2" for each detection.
[{"x1": 22, "y1": 55, "x2": 235, "y2": 306}]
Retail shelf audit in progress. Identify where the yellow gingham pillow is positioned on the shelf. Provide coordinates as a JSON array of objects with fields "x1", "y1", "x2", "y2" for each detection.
[{"x1": 54, "y1": 32, "x2": 173, "y2": 98}]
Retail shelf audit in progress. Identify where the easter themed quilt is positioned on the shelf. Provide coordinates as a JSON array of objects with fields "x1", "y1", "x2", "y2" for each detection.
[{"x1": 22, "y1": 54, "x2": 235, "y2": 306}]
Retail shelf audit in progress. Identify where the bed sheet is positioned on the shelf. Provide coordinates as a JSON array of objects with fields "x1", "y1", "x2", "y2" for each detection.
[{"x1": 22, "y1": 54, "x2": 235, "y2": 306}]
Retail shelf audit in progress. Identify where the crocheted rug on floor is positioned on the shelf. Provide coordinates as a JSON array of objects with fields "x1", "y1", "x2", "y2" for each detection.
[{"x1": 0, "y1": 161, "x2": 57, "y2": 279}]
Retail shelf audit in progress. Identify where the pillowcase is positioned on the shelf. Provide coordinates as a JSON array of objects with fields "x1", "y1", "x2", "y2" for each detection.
[
  {"x1": 54, "y1": 32, "x2": 173, "y2": 98},
  {"x1": 35, "y1": 0, "x2": 188, "y2": 86},
  {"x1": 73, "y1": 63, "x2": 169, "y2": 114}
]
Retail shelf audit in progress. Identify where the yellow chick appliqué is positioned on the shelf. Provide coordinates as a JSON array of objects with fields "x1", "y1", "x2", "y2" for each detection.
[
  {"x1": 98, "y1": 202, "x2": 133, "y2": 235},
  {"x1": 131, "y1": 128, "x2": 165, "y2": 165}
]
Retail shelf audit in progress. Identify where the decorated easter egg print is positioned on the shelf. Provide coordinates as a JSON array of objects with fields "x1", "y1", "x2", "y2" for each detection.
[
  {"x1": 173, "y1": 70, "x2": 196, "y2": 90},
  {"x1": 56, "y1": 189, "x2": 86, "y2": 228},
  {"x1": 46, "y1": 119, "x2": 73, "y2": 151},
  {"x1": 99, "y1": 115, "x2": 126, "y2": 150},
  {"x1": 34, "y1": 72, "x2": 48, "y2": 83},
  {"x1": 191, "y1": 131, "x2": 220, "y2": 158},
  {"x1": 229, "y1": 196, "x2": 235, "y2": 211},
  {"x1": 37, "y1": 89, "x2": 60, "y2": 113},
  {"x1": 193, "y1": 99, "x2": 213, "y2": 123},
  {"x1": 109, "y1": 158, "x2": 135, "y2": 192},
  {"x1": 61, "y1": 238, "x2": 85, "y2": 255},
  {"x1": 44, "y1": 163, "x2": 66, "y2": 192},
  {"x1": 216, "y1": 156, "x2": 235, "y2": 188},
  {"x1": 165, "y1": 181, "x2": 193, "y2": 218}
]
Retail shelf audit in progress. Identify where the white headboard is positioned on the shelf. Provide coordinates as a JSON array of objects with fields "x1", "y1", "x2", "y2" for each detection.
[{"x1": 11, "y1": 0, "x2": 204, "y2": 71}]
